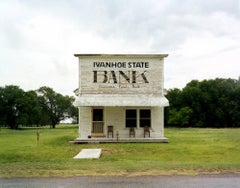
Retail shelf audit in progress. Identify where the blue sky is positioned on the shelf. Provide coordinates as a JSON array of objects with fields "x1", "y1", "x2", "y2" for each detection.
[{"x1": 0, "y1": 0, "x2": 240, "y2": 95}]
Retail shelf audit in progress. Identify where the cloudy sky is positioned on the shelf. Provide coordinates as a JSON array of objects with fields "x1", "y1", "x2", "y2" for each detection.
[{"x1": 1, "y1": 0, "x2": 240, "y2": 95}]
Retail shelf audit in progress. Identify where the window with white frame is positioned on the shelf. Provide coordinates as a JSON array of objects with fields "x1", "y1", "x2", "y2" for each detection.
[{"x1": 125, "y1": 109, "x2": 151, "y2": 128}]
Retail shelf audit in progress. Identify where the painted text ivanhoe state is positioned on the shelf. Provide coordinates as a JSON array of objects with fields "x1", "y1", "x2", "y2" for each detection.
[{"x1": 93, "y1": 61, "x2": 149, "y2": 68}]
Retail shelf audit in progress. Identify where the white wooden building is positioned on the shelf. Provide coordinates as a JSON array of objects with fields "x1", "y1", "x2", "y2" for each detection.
[{"x1": 73, "y1": 54, "x2": 169, "y2": 143}]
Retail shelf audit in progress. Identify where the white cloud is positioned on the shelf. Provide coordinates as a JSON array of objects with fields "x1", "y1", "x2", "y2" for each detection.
[{"x1": 0, "y1": 0, "x2": 240, "y2": 94}]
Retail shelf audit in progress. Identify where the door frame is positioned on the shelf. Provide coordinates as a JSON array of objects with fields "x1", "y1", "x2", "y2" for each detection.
[{"x1": 91, "y1": 108, "x2": 104, "y2": 137}]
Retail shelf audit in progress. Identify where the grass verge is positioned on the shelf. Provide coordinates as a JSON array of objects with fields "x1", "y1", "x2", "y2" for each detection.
[{"x1": 0, "y1": 125, "x2": 239, "y2": 177}]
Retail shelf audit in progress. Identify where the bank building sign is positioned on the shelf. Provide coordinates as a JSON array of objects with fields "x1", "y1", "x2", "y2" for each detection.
[
  {"x1": 93, "y1": 61, "x2": 150, "y2": 88},
  {"x1": 73, "y1": 54, "x2": 169, "y2": 143}
]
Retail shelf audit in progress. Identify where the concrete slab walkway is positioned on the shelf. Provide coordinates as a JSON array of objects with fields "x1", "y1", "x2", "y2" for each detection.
[{"x1": 73, "y1": 149, "x2": 102, "y2": 159}]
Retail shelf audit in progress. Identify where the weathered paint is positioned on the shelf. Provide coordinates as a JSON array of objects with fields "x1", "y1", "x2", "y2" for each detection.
[
  {"x1": 75, "y1": 54, "x2": 167, "y2": 95},
  {"x1": 77, "y1": 106, "x2": 164, "y2": 139},
  {"x1": 74, "y1": 54, "x2": 168, "y2": 140}
]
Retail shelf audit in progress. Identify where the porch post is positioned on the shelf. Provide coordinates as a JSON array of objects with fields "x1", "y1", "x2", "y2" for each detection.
[
  {"x1": 161, "y1": 107, "x2": 164, "y2": 137},
  {"x1": 78, "y1": 107, "x2": 81, "y2": 138}
]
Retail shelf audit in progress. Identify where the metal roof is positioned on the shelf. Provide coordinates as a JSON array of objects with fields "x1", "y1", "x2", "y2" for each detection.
[{"x1": 74, "y1": 94, "x2": 169, "y2": 107}]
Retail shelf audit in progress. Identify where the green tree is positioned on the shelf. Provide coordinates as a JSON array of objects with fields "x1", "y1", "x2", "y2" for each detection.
[
  {"x1": 168, "y1": 107, "x2": 193, "y2": 127},
  {"x1": 165, "y1": 88, "x2": 183, "y2": 109},
  {"x1": 0, "y1": 85, "x2": 25, "y2": 129},
  {"x1": 37, "y1": 86, "x2": 76, "y2": 128},
  {"x1": 164, "y1": 88, "x2": 183, "y2": 126},
  {"x1": 18, "y1": 90, "x2": 42, "y2": 126},
  {"x1": 181, "y1": 81, "x2": 207, "y2": 127},
  {"x1": 166, "y1": 78, "x2": 240, "y2": 128},
  {"x1": 230, "y1": 85, "x2": 240, "y2": 127}
]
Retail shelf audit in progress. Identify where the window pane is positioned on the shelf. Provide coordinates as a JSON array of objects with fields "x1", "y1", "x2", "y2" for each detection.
[
  {"x1": 93, "y1": 109, "x2": 103, "y2": 121},
  {"x1": 140, "y1": 109, "x2": 151, "y2": 127},
  {"x1": 126, "y1": 109, "x2": 136, "y2": 118},
  {"x1": 140, "y1": 119, "x2": 151, "y2": 127},
  {"x1": 126, "y1": 119, "x2": 137, "y2": 127},
  {"x1": 126, "y1": 109, "x2": 137, "y2": 127},
  {"x1": 140, "y1": 110, "x2": 150, "y2": 118}
]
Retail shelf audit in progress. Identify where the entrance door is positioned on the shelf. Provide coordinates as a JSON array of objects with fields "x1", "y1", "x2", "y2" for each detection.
[{"x1": 92, "y1": 108, "x2": 104, "y2": 137}]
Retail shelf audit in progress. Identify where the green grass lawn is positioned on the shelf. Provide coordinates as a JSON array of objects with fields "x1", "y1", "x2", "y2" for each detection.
[{"x1": 0, "y1": 125, "x2": 239, "y2": 177}]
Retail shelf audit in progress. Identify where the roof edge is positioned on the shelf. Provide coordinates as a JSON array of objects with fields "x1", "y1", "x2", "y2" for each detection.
[{"x1": 74, "y1": 54, "x2": 168, "y2": 58}]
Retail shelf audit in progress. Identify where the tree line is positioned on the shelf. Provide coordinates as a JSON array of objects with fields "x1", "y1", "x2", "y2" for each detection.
[
  {"x1": 1, "y1": 78, "x2": 240, "y2": 129},
  {"x1": 0, "y1": 85, "x2": 78, "y2": 129},
  {"x1": 165, "y1": 78, "x2": 240, "y2": 128}
]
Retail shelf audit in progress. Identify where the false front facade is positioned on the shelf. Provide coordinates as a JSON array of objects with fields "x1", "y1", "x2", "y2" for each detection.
[{"x1": 73, "y1": 54, "x2": 169, "y2": 143}]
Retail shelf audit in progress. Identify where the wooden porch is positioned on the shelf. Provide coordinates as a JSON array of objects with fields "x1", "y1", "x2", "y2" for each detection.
[{"x1": 69, "y1": 137, "x2": 169, "y2": 144}]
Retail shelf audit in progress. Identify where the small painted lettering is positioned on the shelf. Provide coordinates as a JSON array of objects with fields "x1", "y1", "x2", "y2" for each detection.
[{"x1": 93, "y1": 61, "x2": 149, "y2": 68}]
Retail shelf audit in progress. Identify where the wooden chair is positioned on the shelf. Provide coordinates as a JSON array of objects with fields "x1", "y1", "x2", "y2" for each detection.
[
  {"x1": 107, "y1": 125, "x2": 114, "y2": 138},
  {"x1": 129, "y1": 127, "x2": 135, "y2": 138},
  {"x1": 144, "y1": 126, "x2": 150, "y2": 138}
]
